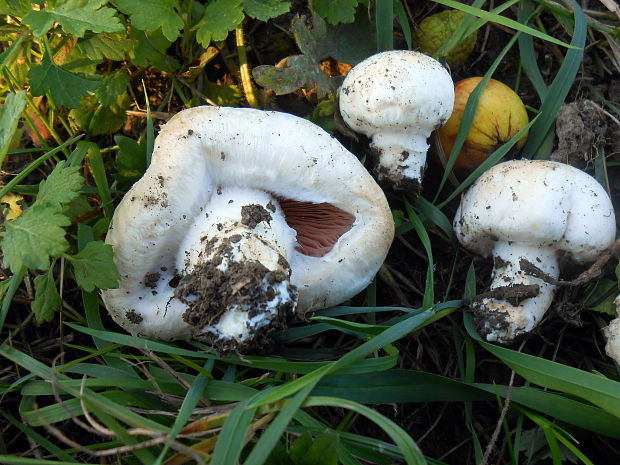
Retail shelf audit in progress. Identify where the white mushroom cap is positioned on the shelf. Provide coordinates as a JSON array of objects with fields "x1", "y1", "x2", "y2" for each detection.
[
  {"x1": 455, "y1": 160, "x2": 616, "y2": 261},
  {"x1": 454, "y1": 159, "x2": 616, "y2": 343},
  {"x1": 102, "y1": 106, "x2": 394, "y2": 347},
  {"x1": 339, "y1": 50, "x2": 454, "y2": 191}
]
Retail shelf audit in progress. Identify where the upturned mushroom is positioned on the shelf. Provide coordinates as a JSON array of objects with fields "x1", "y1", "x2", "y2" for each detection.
[
  {"x1": 102, "y1": 106, "x2": 394, "y2": 351},
  {"x1": 454, "y1": 160, "x2": 616, "y2": 344},
  {"x1": 339, "y1": 50, "x2": 454, "y2": 191}
]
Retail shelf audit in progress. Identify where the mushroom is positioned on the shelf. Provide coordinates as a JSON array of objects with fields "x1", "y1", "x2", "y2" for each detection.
[
  {"x1": 338, "y1": 50, "x2": 454, "y2": 192},
  {"x1": 102, "y1": 106, "x2": 394, "y2": 351},
  {"x1": 604, "y1": 295, "x2": 620, "y2": 365},
  {"x1": 454, "y1": 160, "x2": 616, "y2": 344}
]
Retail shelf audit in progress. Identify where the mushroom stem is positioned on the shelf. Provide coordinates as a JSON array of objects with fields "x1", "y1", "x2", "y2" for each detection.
[
  {"x1": 371, "y1": 131, "x2": 429, "y2": 187},
  {"x1": 175, "y1": 187, "x2": 298, "y2": 347},
  {"x1": 475, "y1": 241, "x2": 559, "y2": 343}
]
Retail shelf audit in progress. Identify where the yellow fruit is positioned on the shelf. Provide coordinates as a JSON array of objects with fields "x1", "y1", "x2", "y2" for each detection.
[
  {"x1": 437, "y1": 77, "x2": 529, "y2": 174},
  {"x1": 414, "y1": 10, "x2": 477, "y2": 66}
]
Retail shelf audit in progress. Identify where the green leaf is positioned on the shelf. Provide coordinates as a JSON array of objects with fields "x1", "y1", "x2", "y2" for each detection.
[
  {"x1": 0, "y1": 0, "x2": 29, "y2": 16},
  {"x1": 243, "y1": 0, "x2": 290, "y2": 21},
  {"x1": 36, "y1": 161, "x2": 83, "y2": 208},
  {"x1": 300, "y1": 431, "x2": 340, "y2": 465},
  {"x1": 115, "y1": 0, "x2": 183, "y2": 42},
  {"x1": 196, "y1": 0, "x2": 244, "y2": 47},
  {"x1": 2, "y1": 205, "x2": 70, "y2": 272},
  {"x1": 66, "y1": 241, "x2": 119, "y2": 292},
  {"x1": 114, "y1": 135, "x2": 147, "y2": 183},
  {"x1": 23, "y1": 0, "x2": 123, "y2": 37},
  {"x1": 32, "y1": 270, "x2": 62, "y2": 323},
  {"x1": 69, "y1": 93, "x2": 130, "y2": 135},
  {"x1": 95, "y1": 71, "x2": 129, "y2": 106},
  {"x1": 0, "y1": 91, "x2": 26, "y2": 167},
  {"x1": 77, "y1": 33, "x2": 135, "y2": 61},
  {"x1": 290, "y1": 432, "x2": 314, "y2": 462},
  {"x1": 28, "y1": 53, "x2": 101, "y2": 108},
  {"x1": 313, "y1": 0, "x2": 359, "y2": 25},
  {"x1": 204, "y1": 80, "x2": 242, "y2": 107},
  {"x1": 128, "y1": 28, "x2": 179, "y2": 72}
]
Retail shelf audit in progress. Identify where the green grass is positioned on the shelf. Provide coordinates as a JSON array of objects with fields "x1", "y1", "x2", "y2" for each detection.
[{"x1": 0, "y1": 1, "x2": 619, "y2": 464}]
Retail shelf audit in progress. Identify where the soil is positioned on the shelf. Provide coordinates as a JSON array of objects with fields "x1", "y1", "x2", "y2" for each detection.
[
  {"x1": 240, "y1": 203, "x2": 272, "y2": 229},
  {"x1": 550, "y1": 99, "x2": 607, "y2": 168},
  {"x1": 175, "y1": 235, "x2": 297, "y2": 353}
]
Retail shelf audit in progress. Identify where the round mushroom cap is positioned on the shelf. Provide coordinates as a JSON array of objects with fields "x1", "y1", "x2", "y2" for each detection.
[
  {"x1": 454, "y1": 160, "x2": 616, "y2": 262},
  {"x1": 339, "y1": 50, "x2": 455, "y2": 137},
  {"x1": 102, "y1": 106, "x2": 394, "y2": 339}
]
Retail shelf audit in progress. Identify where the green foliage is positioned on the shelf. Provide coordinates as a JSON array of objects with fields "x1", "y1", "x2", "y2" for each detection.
[
  {"x1": 1, "y1": 1, "x2": 619, "y2": 464},
  {"x1": 197, "y1": 0, "x2": 245, "y2": 47},
  {"x1": 115, "y1": 0, "x2": 184, "y2": 42},
  {"x1": 75, "y1": 32, "x2": 134, "y2": 61},
  {"x1": 36, "y1": 161, "x2": 83, "y2": 207},
  {"x1": 22, "y1": 0, "x2": 123, "y2": 37},
  {"x1": 66, "y1": 241, "x2": 119, "y2": 291},
  {"x1": 2, "y1": 205, "x2": 71, "y2": 272},
  {"x1": 253, "y1": 12, "x2": 375, "y2": 96},
  {"x1": 0, "y1": 91, "x2": 26, "y2": 166},
  {"x1": 2, "y1": 161, "x2": 83, "y2": 272},
  {"x1": 243, "y1": 0, "x2": 291, "y2": 21},
  {"x1": 114, "y1": 135, "x2": 147, "y2": 183},
  {"x1": 313, "y1": 0, "x2": 359, "y2": 25},
  {"x1": 31, "y1": 270, "x2": 62, "y2": 323},
  {"x1": 28, "y1": 53, "x2": 101, "y2": 108}
]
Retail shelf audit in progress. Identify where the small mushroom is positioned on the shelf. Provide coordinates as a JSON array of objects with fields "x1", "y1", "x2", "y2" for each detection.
[
  {"x1": 454, "y1": 160, "x2": 616, "y2": 344},
  {"x1": 604, "y1": 295, "x2": 620, "y2": 365},
  {"x1": 102, "y1": 106, "x2": 394, "y2": 351},
  {"x1": 339, "y1": 50, "x2": 454, "y2": 192}
]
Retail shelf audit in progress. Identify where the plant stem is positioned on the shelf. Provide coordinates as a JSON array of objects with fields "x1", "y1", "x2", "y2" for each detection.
[{"x1": 236, "y1": 24, "x2": 259, "y2": 109}]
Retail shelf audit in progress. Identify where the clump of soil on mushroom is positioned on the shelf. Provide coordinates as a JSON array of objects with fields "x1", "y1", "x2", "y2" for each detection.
[
  {"x1": 240, "y1": 204, "x2": 272, "y2": 229},
  {"x1": 370, "y1": 147, "x2": 423, "y2": 194},
  {"x1": 175, "y1": 238, "x2": 296, "y2": 352}
]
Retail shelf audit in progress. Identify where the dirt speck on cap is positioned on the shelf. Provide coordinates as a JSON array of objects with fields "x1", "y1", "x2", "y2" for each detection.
[
  {"x1": 125, "y1": 309, "x2": 143, "y2": 324},
  {"x1": 241, "y1": 204, "x2": 272, "y2": 229},
  {"x1": 144, "y1": 272, "x2": 161, "y2": 289}
]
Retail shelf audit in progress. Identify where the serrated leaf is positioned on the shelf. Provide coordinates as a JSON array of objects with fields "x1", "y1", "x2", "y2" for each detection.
[
  {"x1": 32, "y1": 270, "x2": 62, "y2": 323},
  {"x1": 196, "y1": 0, "x2": 244, "y2": 47},
  {"x1": 66, "y1": 241, "x2": 119, "y2": 291},
  {"x1": 243, "y1": 0, "x2": 291, "y2": 21},
  {"x1": 0, "y1": 91, "x2": 26, "y2": 167},
  {"x1": 128, "y1": 28, "x2": 179, "y2": 72},
  {"x1": 37, "y1": 161, "x2": 83, "y2": 208},
  {"x1": 313, "y1": 0, "x2": 359, "y2": 25},
  {"x1": 115, "y1": 0, "x2": 183, "y2": 42},
  {"x1": 23, "y1": 0, "x2": 123, "y2": 38},
  {"x1": 77, "y1": 33, "x2": 135, "y2": 61},
  {"x1": 2, "y1": 205, "x2": 70, "y2": 272},
  {"x1": 95, "y1": 71, "x2": 129, "y2": 106},
  {"x1": 28, "y1": 53, "x2": 101, "y2": 108}
]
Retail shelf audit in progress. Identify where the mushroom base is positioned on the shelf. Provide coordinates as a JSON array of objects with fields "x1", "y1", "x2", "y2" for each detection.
[
  {"x1": 473, "y1": 242, "x2": 558, "y2": 344},
  {"x1": 370, "y1": 143, "x2": 426, "y2": 195},
  {"x1": 176, "y1": 236, "x2": 298, "y2": 353}
]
